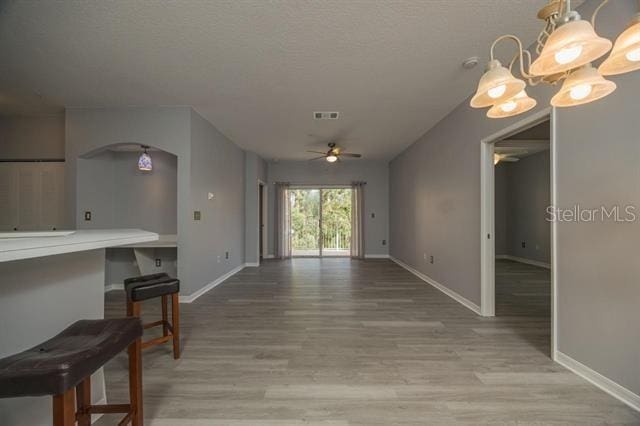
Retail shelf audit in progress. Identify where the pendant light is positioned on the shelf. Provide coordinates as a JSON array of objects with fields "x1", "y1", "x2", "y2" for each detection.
[
  {"x1": 599, "y1": 14, "x2": 640, "y2": 76},
  {"x1": 551, "y1": 63, "x2": 616, "y2": 107},
  {"x1": 138, "y1": 145, "x2": 153, "y2": 171},
  {"x1": 529, "y1": 12, "x2": 612, "y2": 76},
  {"x1": 487, "y1": 90, "x2": 537, "y2": 119},
  {"x1": 470, "y1": 60, "x2": 526, "y2": 108}
]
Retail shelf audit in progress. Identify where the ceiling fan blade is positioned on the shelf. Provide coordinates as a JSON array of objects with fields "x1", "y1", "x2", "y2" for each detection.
[
  {"x1": 308, "y1": 156, "x2": 326, "y2": 161},
  {"x1": 306, "y1": 150, "x2": 327, "y2": 154},
  {"x1": 339, "y1": 153, "x2": 362, "y2": 158},
  {"x1": 502, "y1": 157, "x2": 520, "y2": 162}
]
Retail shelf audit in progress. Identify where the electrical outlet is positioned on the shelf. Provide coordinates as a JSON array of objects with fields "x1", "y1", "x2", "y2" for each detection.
[
  {"x1": 423, "y1": 253, "x2": 427, "y2": 260},
  {"x1": 217, "y1": 256, "x2": 221, "y2": 263},
  {"x1": 430, "y1": 255, "x2": 434, "y2": 264},
  {"x1": 382, "y1": 239, "x2": 386, "y2": 246},
  {"x1": 155, "y1": 258, "x2": 161, "y2": 267},
  {"x1": 194, "y1": 211, "x2": 201, "y2": 221},
  {"x1": 371, "y1": 212, "x2": 376, "y2": 219},
  {"x1": 84, "y1": 211, "x2": 92, "y2": 221},
  {"x1": 225, "y1": 251, "x2": 229, "y2": 259},
  {"x1": 521, "y1": 241, "x2": 526, "y2": 248}
]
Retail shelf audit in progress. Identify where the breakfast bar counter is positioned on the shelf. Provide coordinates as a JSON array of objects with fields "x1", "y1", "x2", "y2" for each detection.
[{"x1": 0, "y1": 229, "x2": 157, "y2": 425}]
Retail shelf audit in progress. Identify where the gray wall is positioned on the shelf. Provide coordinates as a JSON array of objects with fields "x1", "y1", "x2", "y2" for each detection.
[
  {"x1": 267, "y1": 160, "x2": 389, "y2": 256},
  {"x1": 77, "y1": 150, "x2": 178, "y2": 234},
  {"x1": 495, "y1": 151, "x2": 551, "y2": 264},
  {"x1": 495, "y1": 163, "x2": 508, "y2": 256},
  {"x1": 390, "y1": 0, "x2": 639, "y2": 396},
  {"x1": 555, "y1": 69, "x2": 640, "y2": 395},
  {"x1": 244, "y1": 151, "x2": 268, "y2": 264},
  {"x1": 0, "y1": 114, "x2": 65, "y2": 160},
  {"x1": 66, "y1": 106, "x2": 246, "y2": 297},
  {"x1": 186, "y1": 110, "x2": 245, "y2": 295}
]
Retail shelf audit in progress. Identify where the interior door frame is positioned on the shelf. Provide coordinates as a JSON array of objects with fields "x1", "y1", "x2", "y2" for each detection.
[
  {"x1": 258, "y1": 179, "x2": 268, "y2": 262},
  {"x1": 480, "y1": 106, "x2": 558, "y2": 358}
]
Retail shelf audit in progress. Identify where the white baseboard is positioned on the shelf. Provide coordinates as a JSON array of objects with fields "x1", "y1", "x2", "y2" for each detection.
[
  {"x1": 390, "y1": 256, "x2": 481, "y2": 315},
  {"x1": 91, "y1": 396, "x2": 107, "y2": 423},
  {"x1": 104, "y1": 283, "x2": 124, "y2": 292},
  {"x1": 179, "y1": 263, "x2": 247, "y2": 303},
  {"x1": 245, "y1": 262, "x2": 260, "y2": 267},
  {"x1": 364, "y1": 254, "x2": 390, "y2": 259},
  {"x1": 496, "y1": 254, "x2": 550, "y2": 269},
  {"x1": 104, "y1": 264, "x2": 248, "y2": 302},
  {"x1": 555, "y1": 350, "x2": 640, "y2": 412}
]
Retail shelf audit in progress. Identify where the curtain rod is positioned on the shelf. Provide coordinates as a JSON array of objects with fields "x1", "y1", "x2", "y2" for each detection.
[
  {"x1": 273, "y1": 182, "x2": 366, "y2": 186},
  {"x1": 0, "y1": 158, "x2": 65, "y2": 163}
]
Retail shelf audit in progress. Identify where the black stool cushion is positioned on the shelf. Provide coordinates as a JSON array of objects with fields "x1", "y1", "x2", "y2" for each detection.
[
  {"x1": 0, "y1": 318, "x2": 142, "y2": 398},
  {"x1": 126, "y1": 276, "x2": 180, "y2": 302},
  {"x1": 124, "y1": 272, "x2": 169, "y2": 286}
]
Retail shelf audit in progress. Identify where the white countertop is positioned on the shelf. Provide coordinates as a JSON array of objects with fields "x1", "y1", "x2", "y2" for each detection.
[
  {"x1": 117, "y1": 234, "x2": 177, "y2": 248},
  {"x1": 0, "y1": 229, "x2": 159, "y2": 263}
]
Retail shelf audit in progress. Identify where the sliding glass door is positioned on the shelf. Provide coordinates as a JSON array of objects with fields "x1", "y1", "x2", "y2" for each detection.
[
  {"x1": 290, "y1": 187, "x2": 352, "y2": 257},
  {"x1": 291, "y1": 189, "x2": 321, "y2": 256}
]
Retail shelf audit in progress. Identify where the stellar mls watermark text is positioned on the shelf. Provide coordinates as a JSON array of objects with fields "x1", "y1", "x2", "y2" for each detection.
[{"x1": 546, "y1": 205, "x2": 637, "y2": 223}]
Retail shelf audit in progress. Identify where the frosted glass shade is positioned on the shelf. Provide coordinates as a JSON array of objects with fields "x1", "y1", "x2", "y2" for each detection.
[
  {"x1": 599, "y1": 17, "x2": 640, "y2": 76},
  {"x1": 470, "y1": 60, "x2": 526, "y2": 108},
  {"x1": 138, "y1": 151, "x2": 153, "y2": 171},
  {"x1": 326, "y1": 155, "x2": 338, "y2": 163},
  {"x1": 551, "y1": 64, "x2": 616, "y2": 107},
  {"x1": 530, "y1": 20, "x2": 612, "y2": 76},
  {"x1": 487, "y1": 90, "x2": 537, "y2": 119}
]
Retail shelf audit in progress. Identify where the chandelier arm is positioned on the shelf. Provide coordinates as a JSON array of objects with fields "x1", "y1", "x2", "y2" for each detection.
[
  {"x1": 591, "y1": 0, "x2": 610, "y2": 29},
  {"x1": 516, "y1": 50, "x2": 543, "y2": 86},
  {"x1": 490, "y1": 34, "x2": 535, "y2": 79}
]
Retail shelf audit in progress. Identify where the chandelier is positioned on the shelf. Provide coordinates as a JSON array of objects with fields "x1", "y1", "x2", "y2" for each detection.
[{"x1": 471, "y1": 0, "x2": 640, "y2": 119}]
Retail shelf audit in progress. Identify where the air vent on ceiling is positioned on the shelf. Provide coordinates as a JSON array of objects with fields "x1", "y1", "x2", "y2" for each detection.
[{"x1": 314, "y1": 111, "x2": 339, "y2": 120}]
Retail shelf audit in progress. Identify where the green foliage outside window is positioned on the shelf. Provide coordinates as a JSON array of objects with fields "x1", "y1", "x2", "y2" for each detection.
[{"x1": 290, "y1": 188, "x2": 352, "y2": 251}]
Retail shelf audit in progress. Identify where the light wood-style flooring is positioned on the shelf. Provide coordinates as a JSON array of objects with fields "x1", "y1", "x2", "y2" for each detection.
[{"x1": 97, "y1": 258, "x2": 640, "y2": 425}]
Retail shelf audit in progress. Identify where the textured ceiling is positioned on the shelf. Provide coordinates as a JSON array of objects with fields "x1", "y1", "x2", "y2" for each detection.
[{"x1": 0, "y1": 1, "x2": 555, "y2": 160}]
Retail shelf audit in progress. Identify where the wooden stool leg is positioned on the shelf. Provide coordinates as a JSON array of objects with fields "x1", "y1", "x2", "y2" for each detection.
[
  {"x1": 130, "y1": 301, "x2": 141, "y2": 318},
  {"x1": 52, "y1": 388, "x2": 75, "y2": 426},
  {"x1": 128, "y1": 336, "x2": 143, "y2": 426},
  {"x1": 171, "y1": 293, "x2": 180, "y2": 359},
  {"x1": 161, "y1": 295, "x2": 169, "y2": 337},
  {"x1": 76, "y1": 377, "x2": 91, "y2": 426}
]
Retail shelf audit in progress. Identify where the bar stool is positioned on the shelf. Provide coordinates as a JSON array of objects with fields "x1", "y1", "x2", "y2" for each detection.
[
  {"x1": 124, "y1": 273, "x2": 180, "y2": 359},
  {"x1": 0, "y1": 318, "x2": 143, "y2": 426}
]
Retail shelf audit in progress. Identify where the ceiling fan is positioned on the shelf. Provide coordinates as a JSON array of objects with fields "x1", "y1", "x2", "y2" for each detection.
[
  {"x1": 307, "y1": 142, "x2": 362, "y2": 163},
  {"x1": 494, "y1": 153, "x2": 521, "y2": 165}
]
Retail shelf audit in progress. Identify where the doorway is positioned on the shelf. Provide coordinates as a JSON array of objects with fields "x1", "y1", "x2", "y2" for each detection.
[
  {"x1": 290, "y1": 187, "x2": 352, "y2": 257},
  {"x1": 259, "y1": 182, "x2": 264, "y2": 260},
  {"x1": 494, "y1": 121, "x2": 551, "y2": 356},
  {"x1": 481, "y1": 107, "x2": 557, "y2": 357}
]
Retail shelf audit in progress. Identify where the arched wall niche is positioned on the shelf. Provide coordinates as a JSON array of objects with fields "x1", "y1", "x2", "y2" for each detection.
[{"x1": 75, "y1": 142, "x2": 178, "y2": 235}]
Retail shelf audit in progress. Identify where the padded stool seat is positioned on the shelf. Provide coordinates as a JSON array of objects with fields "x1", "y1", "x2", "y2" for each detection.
[
  {"x1": 0, "y1": 318, "x2": 144, "y2": 425},
  {"x1": 125, "y1": 273, "x2": 181, "y2": 359},
  {"x1": 0, "y1": 318, "x2": 142, "y2": 398},
  {"x1": 126, "y1": 275, "x2": 180, "y2": 302}
]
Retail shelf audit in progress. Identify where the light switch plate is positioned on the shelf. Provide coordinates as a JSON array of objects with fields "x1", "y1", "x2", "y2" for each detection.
[{"x1": 194, "y1": 211, "x2": 201, "y2": 221}]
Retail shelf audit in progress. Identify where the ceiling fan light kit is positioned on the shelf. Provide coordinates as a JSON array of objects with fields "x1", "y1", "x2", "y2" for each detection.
[
  {"x1": 471, "y1": 0, "x2": 640, "y2": 119},
  {"x1": 307, "y1": 142, "x2": 362, "y2": 163}
]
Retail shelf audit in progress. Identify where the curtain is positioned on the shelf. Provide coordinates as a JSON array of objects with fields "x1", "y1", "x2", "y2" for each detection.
[
  {"x1": 351, "y1": 181, "x2": 366, "y2": 259},
  {"x1": 275, "y1": 182, "x2": 291, "y2": 259}
]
